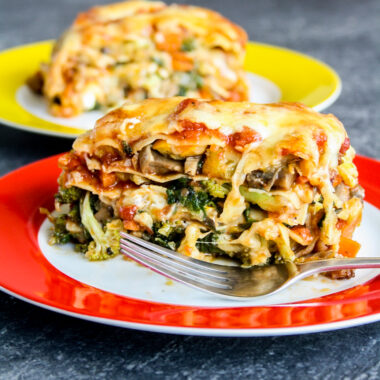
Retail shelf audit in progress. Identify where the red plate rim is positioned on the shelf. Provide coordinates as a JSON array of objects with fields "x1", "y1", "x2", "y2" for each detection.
[{"x1": 0, "y1": 154, "x2": 379, "y2": 335}]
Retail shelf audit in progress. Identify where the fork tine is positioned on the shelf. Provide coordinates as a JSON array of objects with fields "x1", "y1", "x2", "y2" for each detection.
[
  {"x1": 120, "y1": 232, "x2": 228, "y2": 274},
  {"x1": 120, "y1": 240, "x2": 230, "y2": 284},
  {"x1": 120, "y1": 239, "x2": 230, "y2": 282},
  {"x1": 120, "y1": 245, "x2": 232, "y2": 291}
]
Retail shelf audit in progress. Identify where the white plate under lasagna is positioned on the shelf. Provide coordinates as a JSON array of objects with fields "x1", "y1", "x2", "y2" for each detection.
[{"x1": 44, "y1": 97, "x2": 364, "y2": 280}]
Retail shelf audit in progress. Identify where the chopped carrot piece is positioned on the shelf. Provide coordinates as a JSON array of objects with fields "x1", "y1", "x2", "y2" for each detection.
[
  {"x1": 171, "y1": 52, "x2": 194, "y2": 71},
  {"x1": 227, "y1": 90, "x2": 243, "y2": 101},
  {"x1": 296, "y1": 175, "x2": 309, "y2": 184},
  {"x1": 100, "y1": 172, "x2": 117, "y2": 188},
  {"x1": 199, "y1": 87, "x2": 212, "y2": 99},
  {"x1": 338, "y1": 237, "x2": 361, "y2": 257},
  {"x1": 123, "y1": 220, "x2": 140, "y2": 231},
  {"x1": 341, "y1": 213, "x2": 362, "y2": 238},
  {"x1": 156, "y1": 33, "x2": 182, "y2": 52}
]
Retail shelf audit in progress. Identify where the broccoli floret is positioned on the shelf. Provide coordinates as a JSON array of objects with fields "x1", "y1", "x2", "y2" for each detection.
[
  {"x1": 80, "y1": 192, "x2": 123, "y2": 261},
  {"x1": 196, "y1": 233, "x2": 227, "y2": 256},
  {"x1": 54, "y1": 231, "x2": 72, "y2": 244},
  {"x1": 74, "y1": 243, "x2": 90, "y2": 253},
  {"x1": 181, "y1": 38, "x2": 195, "y2": 52},
  {"x1": 157, "y1": 222, "x2": 175, "y2": 237},
  {"x1": 149, "y1": 221, "x2": 185, "y2": 250},
  {"x1": 55, "y1": 187, "x2": 83, "y2": 204},
  {"x1": 202, "y1": 180, "x2": 230, "y2": 198},
  {"x1": 47, "y1": 192, "x2": 93, "y2": 249},
  {"x1": 68, "y1": 203, "x2": 80, "y2": 223},
  {"x1": 85, "y1": 219, "x2": 123, "y2": 260},
  {"x1": 51, "y1": 215, "x2": 72, "y2": 244}
]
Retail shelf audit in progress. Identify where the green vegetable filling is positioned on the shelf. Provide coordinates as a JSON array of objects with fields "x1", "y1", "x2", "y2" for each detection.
[
  {"x1": 80, "y1": 192, "x2": 121, "y2": 260},
  {"x1": 166, "y1": 178, "x2": 213, "y2": 215},
  {"x1": 201, "y1": 180, "x2": 230, "y2": 198},
  {"x1": 177, "y1": 85, "x2": 188, "y2": 96},
  {"x1": 177, "y1": 71, "x2": 203, "y2": 95},
  {"x1": 189, "y1": 71, "x2": 203, "y2": 89},
  {"x1": 55, "y1": 186, "x2": 83, "y2": 204},
  {"x1": 196, "y1": 233, "x2": 227, "y2": 256},
  {"x1": 146, "y1": 222, "x2": 185, "y2": 251},
  {"x1": 181, "y1": 38, "x2": 196, "y2": 52},
  {"x1": 52, "y1": 215, "x2": 72, "y2": 244}
]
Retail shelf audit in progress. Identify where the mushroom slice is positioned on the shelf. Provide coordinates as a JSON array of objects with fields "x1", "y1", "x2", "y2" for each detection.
[
  {"x1": 246, "y1": 162, "x2": 296, "y2": 191},
  {"x1": 139, "y1": 145, "x2": 183, "y2": 175},
  {"x1": 350, "y1": 185, "x2": 365, "y2": 200},
  {"x1": 184, "y1": 155, "x2": 202, "y2": 176},
  {"x1": 335, "y1": 183, "x2": 350, "y2": 203},
  {"x1": 274, "y1": 167, "x2": 296, "y2": 190},
  {"x1": 246, "y1": 167, "x2": 281, "y2": 191},
  {"x1": 94, "y1": 204, "x2": 113, "y2": 224}
]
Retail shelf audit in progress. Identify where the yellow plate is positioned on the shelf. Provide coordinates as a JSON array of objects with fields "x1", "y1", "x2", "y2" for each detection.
[{"x1": 0, "y1": 40, "x2": 341, "y2": 139}]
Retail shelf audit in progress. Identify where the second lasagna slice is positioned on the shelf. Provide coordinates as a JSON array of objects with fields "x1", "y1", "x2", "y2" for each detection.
[{"x1": 29, "y1": 0, "x2": 248, "y2": 117}]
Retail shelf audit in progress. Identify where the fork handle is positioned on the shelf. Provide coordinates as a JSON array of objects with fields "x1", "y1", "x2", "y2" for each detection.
[{"x1": 298, "y1": 257, "x2": 380, "y2": 276}]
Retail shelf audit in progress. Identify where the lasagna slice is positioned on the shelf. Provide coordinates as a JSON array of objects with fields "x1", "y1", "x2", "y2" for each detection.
[
  {"x1": 27, "y1": 0, "x2": 248, "y2": 117},
  {"x1": 48, "y1": 97, "x2": 364, "y2": 278}
]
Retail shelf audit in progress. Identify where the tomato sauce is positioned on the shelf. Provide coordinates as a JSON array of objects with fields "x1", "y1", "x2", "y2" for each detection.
[
  {"x1": 173, "y1": 98, "x2": 199, "y2": 116},
  {"x1": 291, "y1": 226, "x2": 313, "y2": 244},
  {"x1": 315, "y1": 132, "x2": 327, "y2": 154},
  {"x1": 336, "y1": 219, "x2": 347, "y2": 230},
  {"x1": 330, "y1": 170, "x2": 342, "y2": 187},
  {"x1": 229, "y1": 126, "x2": 262, "y2": 150},
  {"x1": 296, "y1": 175, "x2": 309, "y2": 185},
  {"x1": 119, "y1": 205, "x2": 137, "y2": 221},
  {"x1": 58, "y1": 152, "x2": 84, "y2": 170},
  {"x1": 339, "y1": 137, "x2": 350, "y2": 155},
  {"x1": 61, "y1": 152, "x2": 136, "y2": 193},
  {"x1": 172, "y1": 119, "x2": 227, "y2": 143},
  {"x1": 99, "y1": 151, "x2": 122, "y2": 166}
]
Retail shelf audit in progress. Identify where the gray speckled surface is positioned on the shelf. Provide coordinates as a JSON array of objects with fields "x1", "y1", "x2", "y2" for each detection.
[{"x1": 0, "y1": 0, "x2": 379, "y2": 378}]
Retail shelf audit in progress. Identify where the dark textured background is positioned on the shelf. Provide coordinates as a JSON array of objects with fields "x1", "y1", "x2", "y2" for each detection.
[{"x1": 0, "y1": 0, "x2": 379, "y2": 378}]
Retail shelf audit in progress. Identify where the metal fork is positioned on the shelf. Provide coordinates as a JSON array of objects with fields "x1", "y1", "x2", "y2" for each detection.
[{"x1": 120, "y1": 232, "x2": 380, "y2": 300}]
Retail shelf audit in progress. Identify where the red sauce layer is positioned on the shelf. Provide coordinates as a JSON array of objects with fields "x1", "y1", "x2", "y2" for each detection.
[
  {"x1": 229, "y1": 126, "x2": 262, "y2": 150},
  {"x1": 339, "y1": 137, "x2": 350, "y2": 155}
]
